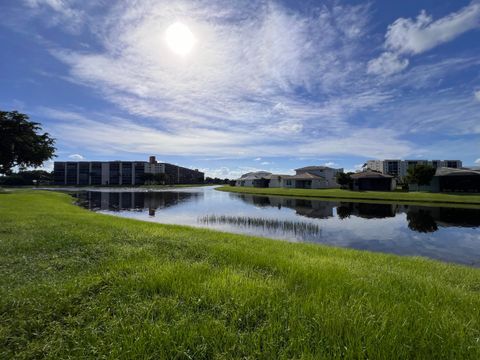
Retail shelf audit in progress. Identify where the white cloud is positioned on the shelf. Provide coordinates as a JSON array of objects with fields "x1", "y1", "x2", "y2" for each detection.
[
  {"x1": 385, "y1": 3, "x2": 480, "y2": 55},
  {"x1": 475, "y1": 90, "x2": 480, "y2": 101},
  {"x1": 203, "y1": 166, "x2": 232, "y2": 179},
  {"x1": 298, "y1": 128, "x2": 413, "y2": 159},
  {"x1": 367, "y1": 52, "x2": 409, "y2": 76},
  {"x1": 37, "y1": 160, "x2": 54, "y2": 172},
  {"x1": 475, "y1": 158, "x2": 480, "y2": 164},
  {"x1": 380, "y1": 90, "x2": 480, "y2": 135},
  {"x1": 260, "y1": 161, "x2": 271, "y2": 165},
  {"x1": 369, "y1": 1, "x2": 480, "y2": 75},
  {"x1": 254, "y1": 158, "x2": 262, "y2": 161},
  {"x1": 40, "y1": 107, "x2": 415, "y2": 159},
  {"x1": 202, "y1": 165, "x2": 278, "y2": 179},
  {"x1": 324, "y1": 162, "x2": 339, "y2": 168},
  {"x1": 68, "y1": 153, "x2": 85, "y2": 160},
  {"x1": 49, "y1": 1, "x2": 387, "y2": 146}
]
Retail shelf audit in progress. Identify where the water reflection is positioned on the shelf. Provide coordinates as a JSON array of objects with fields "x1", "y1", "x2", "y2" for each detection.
[
  {"x1": 233, "y1": 193, "x2": 480, "y2": 230},
  {"x1": 76, "y1": 191, "x2": 201, "y2": 214},
  {"x1": 73, "y1": 189, "x2": 480, "y2": 266}
]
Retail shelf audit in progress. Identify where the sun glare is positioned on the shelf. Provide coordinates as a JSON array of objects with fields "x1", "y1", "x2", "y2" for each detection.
[{"x1": 165, "y1": 22, "x2": 195, "y2": 55}]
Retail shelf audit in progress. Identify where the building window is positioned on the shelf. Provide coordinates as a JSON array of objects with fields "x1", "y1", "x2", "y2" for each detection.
[{"x1": 91, "y1": 162, "x2": 102, "y2": 185}]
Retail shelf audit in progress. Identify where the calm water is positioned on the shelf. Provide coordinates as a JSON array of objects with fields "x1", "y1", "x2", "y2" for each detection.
[{"x1": 73, "y1": 186, "x2": 480, "y2": 266}]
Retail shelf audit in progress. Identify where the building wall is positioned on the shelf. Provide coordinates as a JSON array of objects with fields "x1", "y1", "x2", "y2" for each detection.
[
  {"x1": 353, "y1": 178, "x2": 396, "y2": 191},
  {"x1": 145, "y1": 163, "x2": 165, "y2": 174},
  {"x1": 283, "y1": 178, "x2": 295, "y2": 188},
  {"x1": 268, "y1": 177, "x2": 284, "y2": 188},
  {"x1": 311, "y1": 179, "x2": 326, "y2": 189},
  {"x1": 101, "y1": 163, "x2": 110, "y2": 185},
  {"x1": 53, "y1": 162, "x2": 66, "y2": 184}
]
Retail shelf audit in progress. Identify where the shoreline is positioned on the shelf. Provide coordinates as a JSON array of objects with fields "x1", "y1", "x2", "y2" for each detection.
[{"x1": 216, "y1": 186, "x2": 480, "y2": 208}]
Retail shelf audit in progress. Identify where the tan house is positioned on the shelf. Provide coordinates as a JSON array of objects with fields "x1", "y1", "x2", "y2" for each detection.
[{"x1": 235, "y1": 166, "x2": 343, "y2": 189}]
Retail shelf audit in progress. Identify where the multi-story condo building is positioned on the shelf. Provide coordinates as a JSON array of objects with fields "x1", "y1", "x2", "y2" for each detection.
[
  {"x1": 53, "y1": 156, "x2": 204, "y2": 185},
  {"x1": 366, "y1": 159, "x2": 462, "y2": 180}
]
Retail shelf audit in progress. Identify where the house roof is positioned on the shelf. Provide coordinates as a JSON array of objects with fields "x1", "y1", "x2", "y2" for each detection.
[
  {"x1": 434, "y1": 167, "x2": 480, "y2": 177},
  {"x1": 288, "y1": 172, "x2": 325, "y2": 180},
  {"x1": 351, "y1": 171, "x2": 394, "y2": 179},
  {"x1": 264, "y1": 174, "x2": 292, "y2": 180},
  {"x1": 237, "y1": 171, "x2": 272, "y2": 180}
]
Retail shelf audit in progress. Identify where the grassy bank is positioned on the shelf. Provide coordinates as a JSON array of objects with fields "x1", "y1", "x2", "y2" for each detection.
[
  {"x1": 1, "y1": 191, "x2": 480, "y2": 359},
  {"x1": 217, "y1": 185, "x2": 480, "y2": 206}
]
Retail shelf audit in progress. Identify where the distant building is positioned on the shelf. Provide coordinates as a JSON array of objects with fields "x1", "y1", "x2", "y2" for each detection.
[
  {"x1": 366, "y1": 159, "x2": 462, "y2": 180},
  {"x1": 235, "y1": 166, "x2": 343, "y2": 189},
  {"x1": 351, "y1": 171, "x2": 396, "y2": 191},
  {"x1": 53, "y1": 156, "x2": 204, "y2": 186}
]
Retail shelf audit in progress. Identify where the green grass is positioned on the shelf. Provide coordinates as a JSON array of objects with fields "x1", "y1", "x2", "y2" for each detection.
[
  {"x1": 217, "y1": 186, "x2": 480, "y2": 207},
  {"x1": 1, "y1": 190, "x2": 480, "y2": 359}
]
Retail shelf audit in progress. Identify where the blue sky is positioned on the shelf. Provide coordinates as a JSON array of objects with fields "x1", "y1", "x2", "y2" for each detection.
[{"x1": 1, "y1": 0, "x2": 479, "y2": 178}]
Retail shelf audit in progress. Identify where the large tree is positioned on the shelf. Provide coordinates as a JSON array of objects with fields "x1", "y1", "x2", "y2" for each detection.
[
  {"x1": 406, "y1": 164, "x2": 436, "y2": 186},
  {"x1": 0, "y1": 111, "x2": 56, "y2": 174},
  {"x1": 335, "y1": 172, "x2": 353, "y2": 189}
]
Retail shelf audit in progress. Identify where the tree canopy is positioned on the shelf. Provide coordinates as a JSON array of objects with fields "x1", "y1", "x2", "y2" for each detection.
[
  {"x1": 335, "y1": 172, "x2": 354, "y2": 189},
  {"x1": 0, "y1": 111, "x2": 56, "y2": 174},
  {"x1": 406, "y1": 164, "x2": 436, "y2": 186},
  {"x1": 0, "y1": 170, "x2": 53, "y2": 186}
]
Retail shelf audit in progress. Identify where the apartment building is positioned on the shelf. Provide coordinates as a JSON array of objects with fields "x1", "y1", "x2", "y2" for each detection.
[
  {"x1": 366, "y1": 159, "x2": 462, "y2": 180},
  {"x1": 53, "y1": 156, "x2": 204, "y2": 186}
]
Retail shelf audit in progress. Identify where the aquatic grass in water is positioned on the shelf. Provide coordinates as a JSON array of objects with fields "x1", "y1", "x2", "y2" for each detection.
[{"x1": 198, "y1": 214, "x2": 321, "y2": 238}]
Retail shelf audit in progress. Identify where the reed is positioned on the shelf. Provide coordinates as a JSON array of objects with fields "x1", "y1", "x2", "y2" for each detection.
[{"x1": 198, "y1": 214, "x2": 321, "y2": 238}]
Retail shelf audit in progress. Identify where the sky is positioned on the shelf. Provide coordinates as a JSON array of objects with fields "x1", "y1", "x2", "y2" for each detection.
[{"x1": 1, "y1": 0, "x2": 480, "y2": 178}]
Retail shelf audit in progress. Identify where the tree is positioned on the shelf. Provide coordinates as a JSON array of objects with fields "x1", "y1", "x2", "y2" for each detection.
[
  {"x1": 406, "y1": 164, "x2": 436, "y2": 186},
  {"x1": 336, "y1": 172, "x2": 353, "y2": 189},
  {"x1": 407, "y1": 209, "x2": 438, "y2": 233},
  {"x1": 0, "y1": 111, "x2": 56, "y2": 174}
]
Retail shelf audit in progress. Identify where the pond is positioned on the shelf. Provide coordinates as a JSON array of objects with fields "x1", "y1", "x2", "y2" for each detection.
[{"x1": 73, "y1": 186, "x2": 480, "y2": 266}]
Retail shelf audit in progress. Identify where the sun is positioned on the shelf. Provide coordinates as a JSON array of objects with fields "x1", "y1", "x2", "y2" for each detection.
[{"x1": 165, "y1": 22, "x2": 195, "y2": 55}]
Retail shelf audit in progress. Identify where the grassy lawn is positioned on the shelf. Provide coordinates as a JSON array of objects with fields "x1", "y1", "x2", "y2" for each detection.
[
  {"x1": 217, "y1": 186, "x2": 480, "y2": 206},
  {"x1": 1, "y1": 191, "x2": 480, "y2": 359}
]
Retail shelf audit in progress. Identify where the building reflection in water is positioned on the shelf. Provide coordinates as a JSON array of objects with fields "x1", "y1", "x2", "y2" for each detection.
[{"x1": 76, "y1": 191, "x2": 201, "y2": 215}]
